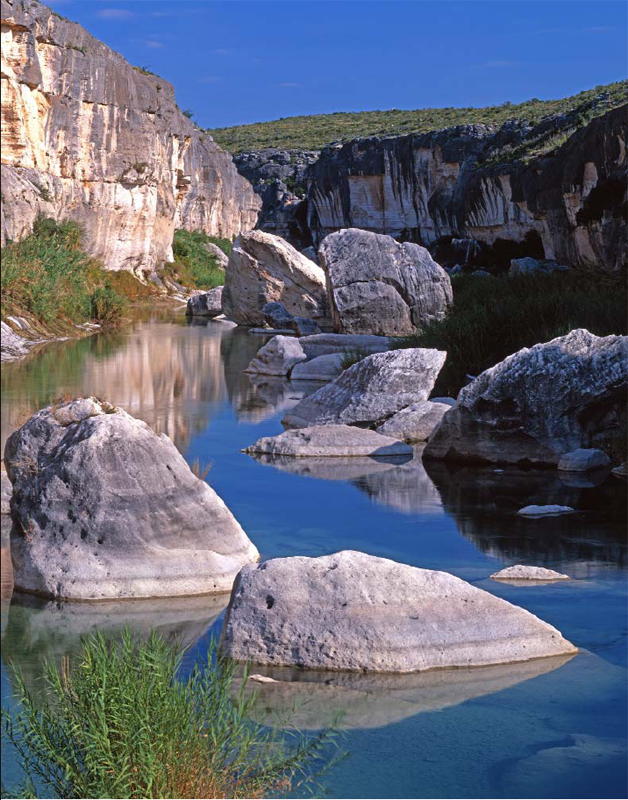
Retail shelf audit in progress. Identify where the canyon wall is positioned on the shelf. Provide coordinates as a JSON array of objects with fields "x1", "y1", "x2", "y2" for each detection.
[
  {"x1": 305, "y1": 106, "x2": 627, "y2": 272},
  {"x1": 0, "y1": 0, "x2": 260, "y2": 273}
]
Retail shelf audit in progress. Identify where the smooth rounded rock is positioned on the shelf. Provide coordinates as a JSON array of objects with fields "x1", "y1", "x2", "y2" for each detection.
[
  {"x1": 221, "y1": 550, "x2": 577, "y2": 673},
  {"x1": 243, "y1": 425, "x2": 413, "y2": 458},
  {"x1": 4, "y1": 398, "x2": 259, "y2": 600},
  {"x1": 517, "y1": 505, "x2": 575, "y2": 517},
  {"x1": 490, "y1": 565, "x2": 570, "y2": 582},
  {"x1": 290, "y1": 353, "x2": 345, "y2": 383},
  {"x1": 557, "y1": 448, "x2": 611, "y2": 472},
  {"x1": 244, "y1": 335, "x2": 307, "y2": 376}
]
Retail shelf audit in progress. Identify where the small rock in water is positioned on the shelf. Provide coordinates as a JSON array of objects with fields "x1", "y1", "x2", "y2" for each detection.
[
  {"x1": 491, "y1": 565, "x2": 570, "y2": 582},
  {"x1": 244, "y1": 425, "x2": 412, "y2": 458},
  {"x1": 263, "y1": 301, "x2": 294, "y2": 329},
  {"x1": 291, "y1": 353, "x2": 345, "y2": 383},
  {"x1": 557, "y1": 449, "x2": 611, "y2": 472},
  {"x1": 245, "y1": 335, "x2": 307, "y2": 376},
  {"x1": 186, "y1": 286, "x2": 223, "y2": 318},
  {"x1": 517, "y1": 505, "x2": 575, "y2": 517}
]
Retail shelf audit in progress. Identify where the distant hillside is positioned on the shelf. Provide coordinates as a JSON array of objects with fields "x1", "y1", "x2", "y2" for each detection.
[{"x1": 207, "y1": 81, "x2": 628, "y2": 153}]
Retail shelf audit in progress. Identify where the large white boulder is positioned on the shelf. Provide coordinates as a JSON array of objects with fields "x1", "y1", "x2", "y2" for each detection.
[
  {"x1": 222, "y1": 230, "x2": 328, "y2": 327},
  {"x1": 243, "y1": 425, "x2": 412, "y2": 458},
  {"x1": 319, "y1": 228, "x2": 452, "y2": 336},
  {"x1": 244, "y1": 335, "x2": 307, "y2": 376},
  {"x1": 282, "y1": 348, "x2": 446, "y2": 429},
  {"x1": 4, "y1": 398, "x2": 259, "y2": 600},
  {"x1": 291, "y1": 353, "x2": 345, "y2": 383},
  {"x1": 424, "y1": 330, "x2": 627, "y2": 465},
  {"x1": 376, "y1": 400, "x2": 451, "y2": 442},
  {"x1": 221, "y1": 550, "x2": 577, "y2": 673}
]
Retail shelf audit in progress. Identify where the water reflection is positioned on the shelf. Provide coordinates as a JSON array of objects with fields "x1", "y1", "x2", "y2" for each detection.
[
  {"x1": 1, "y1": 592, "x2": 228, "y2": 704},
  {"x1": 241, "y1": 655, "x2": 574, "y2": 730},
  {"x1": 425, "y1": 461, "x2": 627, "y2": 566}
]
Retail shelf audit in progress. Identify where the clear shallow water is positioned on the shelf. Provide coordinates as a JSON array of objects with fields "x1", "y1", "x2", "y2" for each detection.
[{"x1": 1, "y1": 310, "x2": 627, "y2": 799}]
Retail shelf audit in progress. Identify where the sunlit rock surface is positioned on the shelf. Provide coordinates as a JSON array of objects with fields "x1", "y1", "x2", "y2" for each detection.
[
  {"x1": 244, "y1": 425, "x2": 412, "y2": 458},
  {"x1": 0, "y1": 0, "x2": 259, "y2": 271}
]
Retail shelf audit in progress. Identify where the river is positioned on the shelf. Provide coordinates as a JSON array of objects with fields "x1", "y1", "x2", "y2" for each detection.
[{"x1": 1, "y1": 308, "x2": 626, "y2": 799}]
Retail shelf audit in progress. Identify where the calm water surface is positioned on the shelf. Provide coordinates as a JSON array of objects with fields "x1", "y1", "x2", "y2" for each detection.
[{"x1": 1, "y1": 309, "x2": 627, "y2": 799}]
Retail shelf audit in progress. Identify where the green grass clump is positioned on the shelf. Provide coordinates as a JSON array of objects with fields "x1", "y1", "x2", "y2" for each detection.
[
  {"x1": 1, "y1": 216, "x2": 127, "y2": 328},
  {"x1": 2, "y1": 630, "x2": 340, "y2": 800},
  {"x1": 392, "y1": 272, "x2": 627, "y2": 396},
  {"x1": 207, "y1": 81, "x2": 628, "y2": 153},
  {"x1": 166, "y1": 229, "x2": 231, "y2": 290}
]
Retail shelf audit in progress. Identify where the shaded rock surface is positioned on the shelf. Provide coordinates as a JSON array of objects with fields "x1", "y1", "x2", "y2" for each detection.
[
  {"x1": 320, "y1": 228, "x2": 452, "y2": 335},
  {"x1": 283, "y1": 348, "x2": 446, "y2": 429},
  {"x1": 186, "y1": 286, "x2": 223, "y2": 317},
  {"x1": 490, "y1": 565, "x2": 570, "y2": 582},
  {"x1": 376, "y1": 401, "x2": 450, "y2": 442},
  {"x1": 1, "y1": 321, "x2": 37, "y2": 362},
  {"x1": 244, "y1": 425, "x2": 412, "y2": 458},
  {"x1": 291, "y1": 353, "x2": 345, "y2": 382},
  {"x1": 298, "y1": 332, "x2": 392, "y2": 359},
  {"x1": 4, "y1": 398, "x2": 259, "y2": 600},
  {"x1": 424, "y1": 330, "x2": 627, "y2": 465},
  {"x1": 222, "y1": 230, "x2": 328, "y2": 326},
  {"x1": 0, "y1": 0, "x2": 259, "y2": 271},
  {"x1": 518, "y1": 505, "x2": 575, "y2": 517},
  {"x1": 244, "y1": 335, "x2": 307, "y2": 376},
  {"x1": 221, "y1": 550, "x2": 577, "y2": 673},
  {"x1": 558, "y1": 448, "x2": 611, "y2": 472}
]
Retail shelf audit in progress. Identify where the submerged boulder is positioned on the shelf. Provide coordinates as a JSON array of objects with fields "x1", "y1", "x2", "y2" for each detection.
[
  {"x1": 282, "y1": 348, "x2": 446, "y2": 429},
  {"x1": 244, "y1": 335, "x2": 307, "y2": 376},
  {"x1": 557, "y1": 448, "x2": 611, "y2": 472},
  {"x1": 424, "y1": 330, "x2": 627, "y2": 465},
  {"x1": 186, "y1": 286, "x2": 223, "y2": 317},
  {"x1": 221, "y1": 550, "x2": 577, "y2": 673},
  {"x1": 319, "y1": 228, "x2": 452, "y2": 336},
  {"x1": 222, "y1": 231, "x2": 328, "y2": 327},
  {"x1": 491, "y1": 565, "x2": 570, "y2": 582},
  {"x1": 244, "y1": 425, "x2": 412, "y2": 458},
  {"x1": 4, "y1": 398, "x2": 259, "y2": 600},
  {"x1": 376, "y1": 401, "x2": 451, "y2": 443}
]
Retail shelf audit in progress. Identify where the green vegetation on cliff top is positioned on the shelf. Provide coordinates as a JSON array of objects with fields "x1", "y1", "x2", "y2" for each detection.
[{"x1": 207, "y1": 81, "x2": 628, "y2": 153}]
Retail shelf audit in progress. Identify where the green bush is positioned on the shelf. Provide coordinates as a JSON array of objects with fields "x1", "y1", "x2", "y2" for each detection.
[
  {"x1": 1, "y1": 217, "x2": 127, "y2": 329},
  {"x1": 2, "y1": 630, "x2": 340, "y2": 800},
  {"x1": 167, "y1": 229, "x2": 230, "y2": 289},
  {"x1": 392, "y1": 272, "x2": 627, "y2": 396},
  {"x1": 90, "y1": 285, "x2": 128, "y2": 326}
]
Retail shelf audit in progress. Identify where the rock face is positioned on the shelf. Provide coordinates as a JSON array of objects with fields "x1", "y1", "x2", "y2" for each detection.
[
  {"x1": 283, "y1": 348, "x2": 446, "y2": 429},
  {"x1": 491, "y1": 565, "x2": 570, "y2": 582},
  {"x1": 244, "y1": 425, "x2": 412, "y2": 458},
  {"x1": 4, "y1": 398, "x2": 259, "y2": 600},
  {"x1": 220, "y1": 550, "x2": 577, "y2": 673},
  {"x1": 320, "y1": 228, "x2": 452, "y2": 335},
  {"x1": 222, "y1": 231, "x2": 328, "y2": 326},
  {"x1": 186, "y1": 287, "x2": 223, "y2": 317},
  {"x1": 376, "y1": 401, "x2": 451, "y2": 443},
  {"x1": 424, "y1": 330, "x2": 627, "y2": 465},
  {"x1": 306, "y1": 105, "x2": 627, "y2": 274},
  {"x1": 1, "y1": 321, "x2": 36, "y2": 361},
  {"x1": 0, "y1": 0, "x2": 259, "y2": 272},
  {"x1": 291, "y1": 353, "x2": 345, "y2": 382},
  {"x1": 203, "y1": 242, "x2": 229, "y2": 269},
  {"x1": 298, "y1": 333, "x2": 392, "y2": 359},
  {"x1": 244, "y1": 335, "x2": 307, "y2": 376},
  {"x1": 557, "y1": 448, "x2": 611, "y2": 472}
]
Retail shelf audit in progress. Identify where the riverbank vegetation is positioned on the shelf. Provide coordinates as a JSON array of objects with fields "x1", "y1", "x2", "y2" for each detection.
[
  {"x1": 394, "y1": 272, "x2": 627, "y2": 397},
  {"x1": 164, "y1": 229, "x2": 231, "y2": 290},
  {"x1": 2, "y1": 630, "x2": 340, "y2": 800},
  {"x1": 208, "y1": 81, "x2": 627, "y2": 152},
  {"x1": 1, "y1": 217, "x2": 132, "y2": 330}
]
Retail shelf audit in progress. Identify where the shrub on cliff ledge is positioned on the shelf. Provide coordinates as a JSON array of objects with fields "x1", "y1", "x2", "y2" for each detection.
[
  {"x1": 393, "y1": 272, "x2": 627, "y2": 396},
  {"x1": 167, "y1": 229, "x2": 231, "y2": 289},
  {"x1": 1, "y1": 217, "x2": 127, "y2": 329},
  {"x1": 2, "y1": 630, "x2": 340, "y2": 800}
]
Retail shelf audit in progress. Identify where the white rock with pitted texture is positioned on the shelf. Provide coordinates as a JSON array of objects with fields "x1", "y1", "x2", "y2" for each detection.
[
  {"x1": 518, "y1": 505, "x2": 575, "y2": 517},
  {"x1": 220, "y1": 551, "x2": 577, "y2": 673},
  {"x1": 557, "y1": 449, "x2": 611, "y2": 472},
  {"x1": 244, "y1": 425, "x2": 412, "y2": 458},
  {"x1": 291, "y1": 353, "x2": 345, "y2": 383},
  {"x1": 244, "y1": 335, "x2": 307, "y2": 377},
  {"x1": 282, "y1": 348, "x2": 446, "y2": 429},
  {"x1": 186, "y1": 286, "x2": 223, "y2": 317},
  {"x1": 376, "y1": 401, "x2": 450, "y2": 443},
  {"x1": 222, "y1": 231, "x2": 328, "y2": 327},
  {"x1": 4, "y1": 398, "x2": 259, "y2": 600},
  {"x1": 298, "y1": 333, "x2": 392, "y2": 360},
  {"x1": 425, "y1": 330, "x2": 628, "y2": 465},
  {"x1": 491, "y1": 565, "x2": 570, "y2": 582},
  {"x1": 319, "y1": 228, "x2": 453, "y2": 336}
]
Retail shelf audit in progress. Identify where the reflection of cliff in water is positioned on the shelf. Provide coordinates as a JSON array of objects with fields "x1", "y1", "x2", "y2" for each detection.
[
  {"x1": 424, "y1": 461, "x2": 627, "y2": 566},
  {"x1": 241, "y1": 655, "x2": 573, "y2": 730},
  {"x1": 1, "y1": 592, "x2": 228, "y2": 705}
]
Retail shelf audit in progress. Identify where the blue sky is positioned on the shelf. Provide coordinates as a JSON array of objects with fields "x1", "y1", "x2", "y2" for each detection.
[{"x1": 48, "y1": 1, "x2": 627, "y2": 128}]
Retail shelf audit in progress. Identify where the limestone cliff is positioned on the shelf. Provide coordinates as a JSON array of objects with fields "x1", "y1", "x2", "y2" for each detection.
[
  {"x1": 0, "y1": 0, "x2": 259, "y2": 273},
  {"x1": 306, "y1": 105, "x2": 627, "y2": 273}
]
